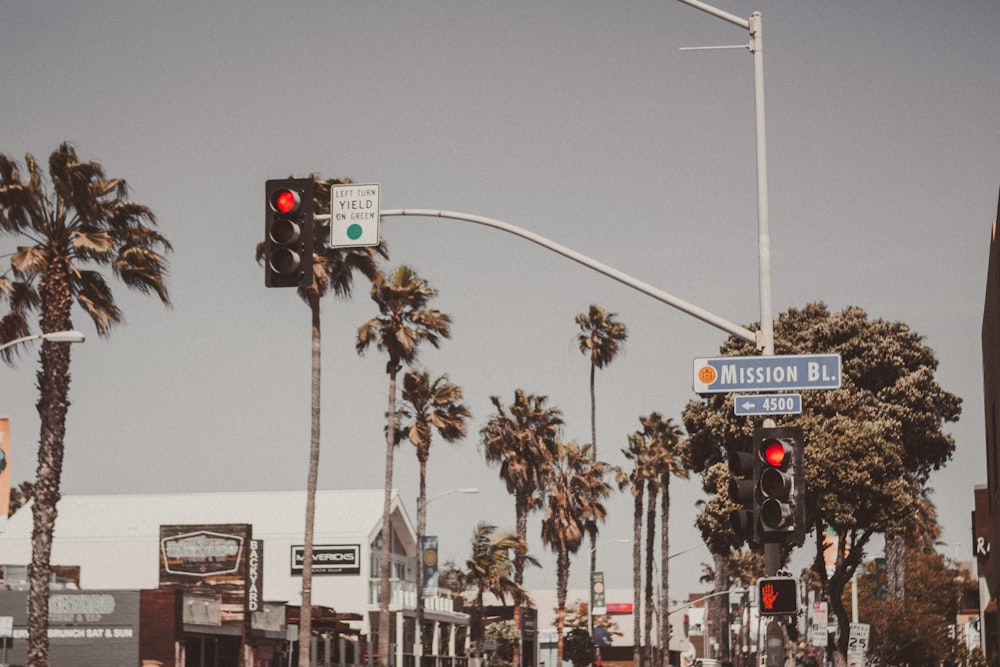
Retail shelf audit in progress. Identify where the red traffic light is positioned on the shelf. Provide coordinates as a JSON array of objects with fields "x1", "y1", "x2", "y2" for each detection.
[
  {"x1": 271, "y1": 189, "x2": 300, "y2": 214},
  {"x1": 762, "y1": 439, "x2": 789, "y2": 468}
]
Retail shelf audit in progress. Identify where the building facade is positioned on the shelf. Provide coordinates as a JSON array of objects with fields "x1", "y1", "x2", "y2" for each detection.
[{"x1": 0, "y1": 489, "x2": 469, "y2": 666}]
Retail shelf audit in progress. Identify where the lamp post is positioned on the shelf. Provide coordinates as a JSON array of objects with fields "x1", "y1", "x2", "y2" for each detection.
[
  {"x1": 414, "y1": 487, "x2": 479, "y2": 664},
  {"x1": 0, "y1": 330, "x2": 86, "y2": 353},
  {"x1": 677, "y1": 0, "x2": 781, "y2": 578}
]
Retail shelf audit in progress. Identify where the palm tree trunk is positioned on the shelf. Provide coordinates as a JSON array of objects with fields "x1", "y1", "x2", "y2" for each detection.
[
  {"x1": 644, "y1": 484, "x2": 657, "y2": 665},
  {"x1": 632, "y1": 488, "x2": 644, "y2": 667},
  {"x1": 556, "y1": 549, "x2": 570, "y2": 662},
  {"x1": 378, "y1": 366, "x2": 400, "y2": 667},
  {"x1": 588, "y1": 362, "x2": 597, "y2": 641},
  {"x1": 658, "y1": 478, "x2": 669, "y2": 667},
  {"x1": 297, "y1": 294, "x2": 322, "y2": 667},
  {"x1": 416, "y1": 459, "x2": 428, "y2": 664},
  {"x1": 513, "y1": 494, "x2": 528, "y2": 667},
  {"x1": 27, "y1": 255, "x2": 74, "y2": 667}
]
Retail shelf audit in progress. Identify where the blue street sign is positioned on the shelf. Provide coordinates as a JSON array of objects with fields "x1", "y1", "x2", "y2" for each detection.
[
  {"x1": 693, "y1": 353, "x2": 842, "y2": 394},
  {"x1": 733, "y1": 393, "x2": 802, "y2": 416}
]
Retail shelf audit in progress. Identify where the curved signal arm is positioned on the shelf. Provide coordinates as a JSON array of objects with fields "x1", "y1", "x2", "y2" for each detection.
[{"x1": 373, "y1": 208, "x2": 758, "y2": 346}]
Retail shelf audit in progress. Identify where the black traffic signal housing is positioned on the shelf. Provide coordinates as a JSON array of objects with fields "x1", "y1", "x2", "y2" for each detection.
[
  {"x1": 264, "y1": 178, "x2": 315, "y2": 288},
  {"x1": 727, "y1": 444, "x2": 760, "y2": 549},
  {"x1": 754, "y1": 426, "x2": 805, "y2": 546},
  {"x1": 757, "y1": 576, "x2": 799, "y2": 616}
]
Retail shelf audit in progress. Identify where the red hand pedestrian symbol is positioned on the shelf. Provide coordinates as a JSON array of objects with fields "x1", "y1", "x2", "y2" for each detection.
[{"x1": 761, "y1": 582, "x2": 779, "y2": 610}]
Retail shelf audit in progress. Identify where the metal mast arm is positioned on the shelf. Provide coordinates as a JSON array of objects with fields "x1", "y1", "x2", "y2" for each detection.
[{"x1": 379, "y1": 208, "x2": 758, "y2": 345}]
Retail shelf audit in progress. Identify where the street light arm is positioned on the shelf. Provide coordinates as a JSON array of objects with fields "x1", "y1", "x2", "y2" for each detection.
[
  {"x1": 676, "y1": 0, "x2": 749, "y2": 30},
  {"x1": 380, "y1": 209, "x2": 758, "y2": 346},
  {"x1": 667, "y1": 588, "x2": 741, "y2": 616},
  {"x1": 0, "y1": 330, "x2": 86, "y2": 352}
]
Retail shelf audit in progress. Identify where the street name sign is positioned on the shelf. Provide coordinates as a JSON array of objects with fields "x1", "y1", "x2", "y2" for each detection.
[
  {"x1": 693, "y1": 353, "x2": 842, "y2": 394},
  {"x1": 330, "y1": 183, "x2": 380, "y2": 247},
  {"x1": 733, "y1": 393, "x2": 802, "y2": 416}
]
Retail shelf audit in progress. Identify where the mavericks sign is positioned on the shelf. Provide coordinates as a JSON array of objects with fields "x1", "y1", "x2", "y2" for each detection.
[{"x1": 291, "y1": 544, "x2": 361, "y2": 576}]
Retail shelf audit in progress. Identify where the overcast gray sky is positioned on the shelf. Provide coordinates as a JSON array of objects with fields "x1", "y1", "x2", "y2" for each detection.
[{"x1": 2, "y1": 1, "x2": 998, "y2": 599}]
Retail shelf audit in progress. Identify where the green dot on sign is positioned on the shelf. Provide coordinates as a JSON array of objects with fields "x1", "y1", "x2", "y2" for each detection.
[{"x1": 347, "y1": 224, "x2": 363, "y2": 240}]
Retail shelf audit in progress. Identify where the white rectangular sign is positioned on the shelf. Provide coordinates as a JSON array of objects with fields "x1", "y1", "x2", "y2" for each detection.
[
  {"x1": 848, "y1": 623, "x2": 870, "y2": 665},
  {"x1": 810, "y1": 601, "x2": 828, "y2": 646},
  {"x1": 330, "y1": 183, "x2": 380, "y2": 248}
]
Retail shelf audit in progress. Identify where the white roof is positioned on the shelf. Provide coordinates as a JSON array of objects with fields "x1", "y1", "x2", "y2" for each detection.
[{"x1": 2, "y1": 488, "x2": 411, "y2": 545}]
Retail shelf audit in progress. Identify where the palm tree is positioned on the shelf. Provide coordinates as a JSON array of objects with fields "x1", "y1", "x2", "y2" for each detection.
[
  {"x1": 575, "y1": 305, "x2": 627, "y2": 462},
  {"x1": 357, "y1": 265, "x2": 451, "y2": 667},
  {"x1": 575, "y1": 305, "x2": 626, "y2": 628},
  {"x1": 0, "y1": 144, "x2": 172, "y2": 667},
  {"x1": 453, "y1": 523, "x2": 536, "y2": 657},
  {"x1": 256, "y1": 175, "x2": 386, "y2": 667},
  {"x1": 480, "y1": 389, "x2": 563, "y2": 666},
  {"x1": 619, "y1": 429, "x2": 659, "y2": 667},
  {"x1": 398, "y1": 368, "x2": 471, "y2": 654},
  {"x1": 640, "y1": 413, "x2": 686, "y2": 667},
  {"x1": 540, "y1": 441, "x2": 612, "y2": 663}
]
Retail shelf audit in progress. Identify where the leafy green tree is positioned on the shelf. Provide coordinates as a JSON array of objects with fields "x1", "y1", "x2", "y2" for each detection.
[
  {"x1": 480, "y1": 389, "x2": 563, "y2": 666},
  {"x1": 575, "y1": 304, "x2": 627, "y2": 623},
  {"x1": 856, "y1": 547, "x2": 969, "y2": 667},
  {"x1": 256, "y1": 175, "x2": 386, "y2": 667},
  {"x1": 484, "y1": 620, "x2": 520, "y2": 667},
  {"x1": 681, "y1": 303, "x2": 961, "y2": 667},
  {"x1": 0, "y1": 144, "x2": 172, "y2": 667},
  {"x1": 561, "y1": 598, "x2": 622, "y2": 641},
  {"x1": 563, "y1": 628, "x2": 597, "y2": 667},
  {"x1": 540, "y1": 441, "x2": 612, "y2": 662},
  {"x1": 357, "y1": 265, "x2": 451, "y2": 667},
  {"x1": 398, "y1": 368, "x2": 471, "y2": 651}
]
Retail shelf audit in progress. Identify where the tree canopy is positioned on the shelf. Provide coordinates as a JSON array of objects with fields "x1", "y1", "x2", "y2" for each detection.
[{"x1": 681, "y1": 302, "x2": 961, "y2": 665}]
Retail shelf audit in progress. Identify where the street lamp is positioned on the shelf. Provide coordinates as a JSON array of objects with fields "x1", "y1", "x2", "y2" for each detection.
[
  {"x1": 677, "y1": 0, "x2": 783, "y2": 579},
  {"x1": 0, "y1": 330, "x2": 86, "y2": 353},
  {"x1": 414, "y1": 487, "x2": 479, "y2": 663}
]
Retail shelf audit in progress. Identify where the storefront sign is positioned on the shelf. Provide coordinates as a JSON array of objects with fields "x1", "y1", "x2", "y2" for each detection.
[{"x1": 290, "y1": 545, "x2": 361, "y2": 575}]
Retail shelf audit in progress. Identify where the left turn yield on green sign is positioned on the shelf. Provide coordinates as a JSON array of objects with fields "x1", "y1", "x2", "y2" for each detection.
[{"x1": 330, "y1": 183, "x2": 380, "y2": 248}]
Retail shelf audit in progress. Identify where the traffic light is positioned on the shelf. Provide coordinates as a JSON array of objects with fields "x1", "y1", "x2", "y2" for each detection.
[
  {"x1": 264, "y1": 178, "x2": 315, "y2": 288},
  {"x1": 727, "y1": 444, "x2": 759, "y2": 548},
  {"x1": 757, "y1": 576, "x2": 799, "y2": 616},
  {"x1": 754, "y1": 426, "x2": 805, "y2": 545}
]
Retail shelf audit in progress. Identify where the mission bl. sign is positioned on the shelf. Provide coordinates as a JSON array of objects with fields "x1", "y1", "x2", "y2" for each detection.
[{"x1": 693, "y1": 353, "x2": 842, "y2": 394}]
